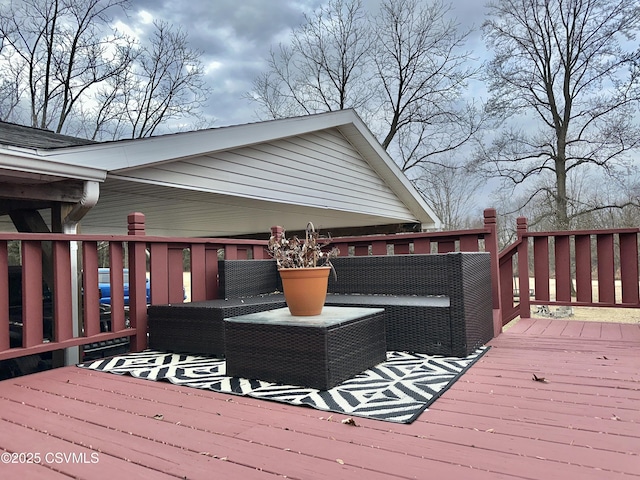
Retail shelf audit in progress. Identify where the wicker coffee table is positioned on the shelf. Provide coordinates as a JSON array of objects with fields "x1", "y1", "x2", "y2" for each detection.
[{"x1": 224, "y1": 306, "x2": 386, "y2": 390}]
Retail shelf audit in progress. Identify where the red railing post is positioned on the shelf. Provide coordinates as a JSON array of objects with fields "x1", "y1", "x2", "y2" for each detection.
[
  {"x1": 483, "y1": 208, "x2": 502, "y2": 336},
  {"x1": 517, "y1": 217, "x2": 531, "y2": 319},
  {"x1": 0, "y1": 241, "x2": 9, "y2": 351},
  {"x1": 128, "y1": 212, "x2": 148, "y2": 352}
]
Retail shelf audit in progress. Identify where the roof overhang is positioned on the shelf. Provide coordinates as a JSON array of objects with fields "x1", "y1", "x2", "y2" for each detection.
[{"x1": 0, "y1": 111, "x2": 440, "y2": 236}]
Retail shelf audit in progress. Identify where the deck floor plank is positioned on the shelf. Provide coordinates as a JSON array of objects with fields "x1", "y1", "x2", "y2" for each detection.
[{"x1": 0, "y1": 318, "x2": 638, "y2": 479}]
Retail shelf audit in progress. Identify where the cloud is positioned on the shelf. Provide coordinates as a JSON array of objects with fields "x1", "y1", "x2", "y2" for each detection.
[
  {"x1": 112, "y1": 0, "x2": 330, "y2": 126},
  {"x1": 111, "y1": 0, "x2": 487, "y2": 128}
]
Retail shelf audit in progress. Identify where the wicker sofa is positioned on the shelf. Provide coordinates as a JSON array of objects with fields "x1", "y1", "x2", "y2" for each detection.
[
  {"x1": 147, "y1": 252, "x2": 493, "y2": 357},
  {"x1": 325, "y1": 253, "x2": 493, "y2": 357}
]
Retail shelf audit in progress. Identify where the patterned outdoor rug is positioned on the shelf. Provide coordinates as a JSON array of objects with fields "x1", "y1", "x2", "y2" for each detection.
[{"x1": 78, "y1": 346, "x2": 488, "y2": 424}]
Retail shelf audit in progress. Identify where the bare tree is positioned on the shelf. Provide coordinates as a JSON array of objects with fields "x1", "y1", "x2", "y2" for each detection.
[
  {"x1": 249, "y1": 0, "x2": 484, "y2": 186},
  {"x1": 372, "y1": 0, "x2": 479, "y2": 153},
  {"x1": 0, "y1": 1, "x2": 210, "y2": 139},
  {"x1": 0, "y1": 77, "x2": 22, "y2": 122},
  {"x1": 413, "y1": 158, "x2": 484, "y2": 230},
  {"x1": 480, "y1": 0, "x2": 640, "y2": 230},
  {"x1": 250, "y1": 0, "x2": 373, "y2": 117},
  {"x1": 0, "y1": 0, "x2": 135, "y2": 133},
  {"x1": 84, "y1": 20, "x2": 210, "y2": 140},
  {"x1": 121, "y1": 20, "x2": 209, "y2": 139}
]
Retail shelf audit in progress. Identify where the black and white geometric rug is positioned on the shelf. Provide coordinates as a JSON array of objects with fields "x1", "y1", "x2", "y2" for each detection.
[{"x1": 78, "y1": 347, "x2": 488, "y2": 424}]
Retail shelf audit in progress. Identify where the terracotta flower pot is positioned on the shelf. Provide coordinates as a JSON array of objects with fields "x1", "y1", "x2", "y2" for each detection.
[{"x1": 278, "y1": 266, "x2": 331, "y2": 316}]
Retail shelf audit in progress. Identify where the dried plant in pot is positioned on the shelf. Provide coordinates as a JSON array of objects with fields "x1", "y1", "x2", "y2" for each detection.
[{"x1": 268, "y1": 222, "x2": 339, "y2": 316}]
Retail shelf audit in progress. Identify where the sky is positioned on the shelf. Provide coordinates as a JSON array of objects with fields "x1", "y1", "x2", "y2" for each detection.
[{"x1": 113, "y1": 0, "x2": 490, "y2": 129}]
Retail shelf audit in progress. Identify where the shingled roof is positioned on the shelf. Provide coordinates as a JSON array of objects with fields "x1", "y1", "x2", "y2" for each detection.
[{"x1": 0, "y1": 121, "x2": 96, "y2": 149}]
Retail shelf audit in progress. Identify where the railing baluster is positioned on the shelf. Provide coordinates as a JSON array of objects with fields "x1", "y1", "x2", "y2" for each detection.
[
  {"x1": 224, "y1": 244, "x2": 238, "y2": 260},
  {"x1": 437, "y1": 240, "x2": 455, "y2": 253},
  {"x1": 82, "y1": 241, "x2": 101, "y2": 337},
  {"x1": 22, "y1": 241, "x2": 43, "y2": 348},
  {"x1": 394, "y1": 242, "x2": 410, "y2": 254},
  {"x1": 52, "y1": 241, "x2": 73, "y2": 341},
  {"x1": 109, "y1": 242, "x2": 126, "y2": 332},
  {"x1": 555, "y1": 235, "x2": 571, "y2": 302},
  {"x1": 619, "y1": 232, "x2": 639, "y2": 305},
  {"x1": 460, "y1": 236, "x2": 479, "y2": 252},
  {"x1": 596, "y1": 234, "x2": 615, "y2": 304},
  {"x1": 413, "y1": 237, "x2": 430, "y2": 254},
  {"x1": 150, "y1": 243, "x2": 170, "y2": 305},
  {"x1": 371, "y1": 240, "x2": 386, "y2": 255},
  {"x1": 204, "y1": 246, "x2": 220, "y2": 300},
  {"x1": 190, "y1": 244, "x2": 206, "y2": 302},
  {"x1": 168, "y1": 246, "x2": 184, "y2": 303},
  {"x1": 533, "y1": 237, "x2": 550, "y2": 302},
  {"x1": 574, "y1": 234, "x2": 592, "y2": 303},
  {"x1": 354, "y1": 245, "x2": 369, "y2": 256},
  {"x1": 128, "y1": 213, "x2": 148, "y2": 352},
  {"x1": 253, "y1": 244, "x2": 267, "y2": 259}
]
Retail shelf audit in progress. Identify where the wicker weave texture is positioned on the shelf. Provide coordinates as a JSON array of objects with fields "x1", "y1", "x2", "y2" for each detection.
[
  {"x1": 148, "y1": 296, "x2": 285, "y2": 356},
  {"x1": 326, "y1": 253, "x2": 493, "y2": 356},
  {"x1": 224, "y1": 309, "x2": 386, "y2": 390},
  {"x1": 218, "y1": 259, "x2": 281, "y2": 298},
  {"x1": 149, "y1": 254, "x2": 492, "y2": 358},
  {"x1": 455, "y1": 253, "x2": 494, "y2": 356}
]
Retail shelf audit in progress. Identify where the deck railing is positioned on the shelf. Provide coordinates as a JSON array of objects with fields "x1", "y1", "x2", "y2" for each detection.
[
  {"x1": 8, "y1": 207, "x2": 639, "y2": 364},
  {"x1": 0, "y1": 208, "x2": 517, "y2": 363},
  {"x1": 0, "y1": 213, "x2": 268, "y2": 362},
  {"x1": 499, "y1": 216, "x2": 640, "y2": 326}
]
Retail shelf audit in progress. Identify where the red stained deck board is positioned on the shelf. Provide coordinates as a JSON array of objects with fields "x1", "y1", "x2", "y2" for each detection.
[
  {"x1": 235, "y1": 424, "x2": 520, "y2": 480},
  {"x1": 451, "y1": 378, "x2": 640, "y2": 410},
  {"x1": 580, "y1": 321, "x2": 603, "y2": 339},
  {"x1": 422, "y1": 408, "x2": 637, "y2": 454},
  {"x1": 517, "y1": 318, "x2": 554, "y2": 335},
  {"x1": 0, "y1": 390, "x2": 266, "y2": 480},
  {"x1": 0, "y1": 319, "x2": 639, "y2": 480},
  {"x1": 236, "y1": 423, "x2": 605, "y2": 480},
  {"x1": 0, "y1": 380, "x2": 381, "y2": 480},
  {"x1": 379, "y1": 416, "x2": 638, "y2": 476},
  {"x1": 0, "y1": 459, "x2": 70, "y2": 479},
  {"x1": 599, "y1": 322, "x2": 623, "y2": 340},
  {"x1": 441, "y1": 388, "x2": 640, "y2": 423},
  {"x1": 559, "y1": 320, "x2": 586, "y2": 337},
  {"x1": 620, "y1": 323, "x2": 640, "y2": 341},
  {"x1": 11, "y1": 371, "x2": 518, "y2": 479},
  {"x1": 0, "y1": 419, "x2": 176, "y2": 479},
  {"x1": 510, "y1": 318, "x2": 637, "y2": 340},
  {"x1": 465, "y1": 364, "x2": 639, "y2": 388},
  {"x1": 538, "y1": 319, "x2": 569, "y2": 336},
  {"x1": 433, "y1": 397, "x2": 639, "y2": 437}
]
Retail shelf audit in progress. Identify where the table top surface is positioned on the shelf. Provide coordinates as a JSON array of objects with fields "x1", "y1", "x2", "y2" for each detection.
[{"x1": 224, "y1": 306, "x2": 384, "y2": 327}]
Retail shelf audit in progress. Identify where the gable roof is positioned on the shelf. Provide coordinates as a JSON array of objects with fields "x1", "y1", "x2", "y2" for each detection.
[{"x1": 0, "y1": 111, "x2": 440, "y2": 236}]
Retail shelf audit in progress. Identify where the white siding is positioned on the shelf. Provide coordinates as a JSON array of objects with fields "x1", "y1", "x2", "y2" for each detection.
[{"x1": 112, "y1": 128, "x2": 414, "y2": 220}]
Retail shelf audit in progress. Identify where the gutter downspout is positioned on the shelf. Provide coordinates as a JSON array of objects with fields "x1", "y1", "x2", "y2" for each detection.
[
  {"x1": 62, "y1": 181, "x2": 100, "y2": 365},
  {"x1": 62, "y1": 180, "x2": 100, "y2": 230}
]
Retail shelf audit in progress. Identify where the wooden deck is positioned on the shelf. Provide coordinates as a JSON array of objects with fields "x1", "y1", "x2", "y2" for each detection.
[{"x1": 0, "y1": 318, "x2": 638, "y2": 479}]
